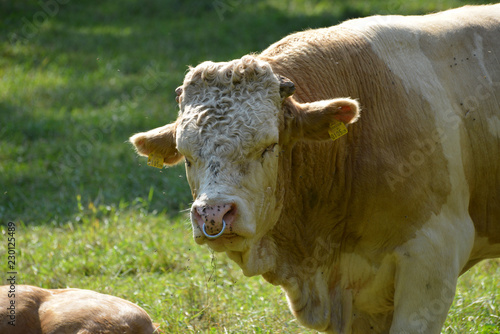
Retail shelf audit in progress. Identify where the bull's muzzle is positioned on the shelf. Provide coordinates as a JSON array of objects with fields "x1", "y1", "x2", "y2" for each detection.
[{"x1": 192, "y1": 202, "x2": 236, "y2": 239}]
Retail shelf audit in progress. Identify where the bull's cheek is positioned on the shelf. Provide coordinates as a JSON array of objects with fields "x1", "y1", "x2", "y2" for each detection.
[
  {"x1": 258, "y1": 191, "x2": 278, "y2": 228},
  {"x1": 239, "y1": 185, "x2": 275, "y2": 233},
  {"x1": 254, "y1": 165, "x2": 280, "y2": 231},
  {"x1": 237, "y1": 200, "x2": 278, "y2": 246}
]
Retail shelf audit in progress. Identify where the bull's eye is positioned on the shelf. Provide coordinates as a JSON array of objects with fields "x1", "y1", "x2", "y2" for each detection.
[
  {"x1": 261, "y1": 143, "x2": 278, "y2": 158},
  {"x1": 185, "y1": 158, "x2": 192, "y2": 167}
]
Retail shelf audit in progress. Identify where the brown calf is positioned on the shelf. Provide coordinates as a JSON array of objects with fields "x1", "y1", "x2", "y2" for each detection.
[{"x1": 0, "y1": 285, "x2": 162, "y2": 334}]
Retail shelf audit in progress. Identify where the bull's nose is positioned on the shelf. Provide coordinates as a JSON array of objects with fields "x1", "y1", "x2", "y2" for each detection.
[{"x1": 192, "y1": 203, "x2": 237, "y2": 238}]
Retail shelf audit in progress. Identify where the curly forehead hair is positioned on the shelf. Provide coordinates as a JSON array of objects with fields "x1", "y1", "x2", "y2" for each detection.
[
  {"x1": 182, "y1": 55, "x2": 279, "y2": 91},
  {"x1": 177, "y1": 56, "x2": 282, "y2": 161}
]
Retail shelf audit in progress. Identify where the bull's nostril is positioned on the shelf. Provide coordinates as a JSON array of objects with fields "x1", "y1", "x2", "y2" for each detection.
[
  {"x1": 193, "y1": 207, "x2": 203, "y2": 223},
  {"x1": 222, "y1": 204, "x2": 237, "y2": 226}
]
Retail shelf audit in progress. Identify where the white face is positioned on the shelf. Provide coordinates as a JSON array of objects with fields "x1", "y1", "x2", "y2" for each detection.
[{"x1": 175, "y1": 58, "x2": 284, "y2": 258}]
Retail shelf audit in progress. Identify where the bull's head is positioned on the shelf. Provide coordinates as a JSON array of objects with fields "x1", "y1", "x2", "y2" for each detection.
[{"x1": 130, "y1": 56, "x2": 359, "y2": 276}]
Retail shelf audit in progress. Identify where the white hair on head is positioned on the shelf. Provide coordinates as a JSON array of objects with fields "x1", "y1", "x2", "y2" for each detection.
[
  {"x1": 177, "y1": 56, "x2": 281, "y2": 162},
  {"x1": 182, "y1": 55, "x2": 278, "y2": 91}
]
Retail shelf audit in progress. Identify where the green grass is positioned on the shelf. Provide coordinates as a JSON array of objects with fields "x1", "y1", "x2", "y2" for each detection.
[
  {"x1": 0, "y1": 0, "x2": 498, "y2": 333},
  {"x1": 1, "y1": 204, "x2": 498, "y2": 333}
]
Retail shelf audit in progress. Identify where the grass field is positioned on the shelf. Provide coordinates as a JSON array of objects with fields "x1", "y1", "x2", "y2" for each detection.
[{"x1": 1, "y1": 0, "x2": 499, "y2": 333}]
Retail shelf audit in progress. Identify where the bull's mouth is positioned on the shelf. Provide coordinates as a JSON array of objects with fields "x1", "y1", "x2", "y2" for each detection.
[{"x1": 194, "y1": 227, "x2": 247, "y2": 251}]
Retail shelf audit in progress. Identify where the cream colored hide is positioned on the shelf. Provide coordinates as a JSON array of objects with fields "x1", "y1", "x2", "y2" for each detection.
[
  {"x1": 130, "y1": 5, "x2": 500, "y2": 334},
  {"x1": 0, "y1": 285, "x2": 162, "y2": 334}
]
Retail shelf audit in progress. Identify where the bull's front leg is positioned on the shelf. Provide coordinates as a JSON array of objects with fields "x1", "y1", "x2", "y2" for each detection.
[{"x1": 389, "y1": 214, "x2": 475, "y2": 334}]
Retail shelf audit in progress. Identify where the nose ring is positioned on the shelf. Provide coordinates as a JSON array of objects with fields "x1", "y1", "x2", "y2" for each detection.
[{"x1": 202, "y1": 219, "x2": 226, "y2": 239}]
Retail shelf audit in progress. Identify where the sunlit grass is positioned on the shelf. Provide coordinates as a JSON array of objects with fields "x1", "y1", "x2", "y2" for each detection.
[{"x1": 444, "y1": 261, "x2": 500, "y2": 333}]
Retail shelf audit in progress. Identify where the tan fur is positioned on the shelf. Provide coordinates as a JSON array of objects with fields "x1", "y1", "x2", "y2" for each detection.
[
  {"x1": 0, "y1": 285, "x2": 162, "y2": 334},
  {"x1": 130, "y1": 5, "x2": 500, "y2": 333}
]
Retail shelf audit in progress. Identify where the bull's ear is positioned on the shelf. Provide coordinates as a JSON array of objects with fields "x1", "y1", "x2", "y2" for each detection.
[
  {"x1": 129, "y1": 123, "x2": 184, "y2": 166},
  {"x1": 290, "y1": 98, "x2": 360, "y2": 141}
]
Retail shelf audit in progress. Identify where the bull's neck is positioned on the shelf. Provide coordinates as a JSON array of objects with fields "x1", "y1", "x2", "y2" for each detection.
[{"x1": 264, "y1": 138, "x2": 355, "y2": 285}]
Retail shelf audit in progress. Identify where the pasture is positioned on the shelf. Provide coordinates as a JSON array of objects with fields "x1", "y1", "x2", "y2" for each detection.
[{"x1": 1, "y1": 0, "x2": 499, "y2": 333}]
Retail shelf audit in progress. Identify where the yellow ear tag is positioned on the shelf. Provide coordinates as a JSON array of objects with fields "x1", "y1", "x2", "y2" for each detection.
[
  {"x1": 328, "y1": 120, "x2": 348, "y2": 141},
  {"x1": 147, "y1": 152, "x2": 164, "y2": 169}
]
